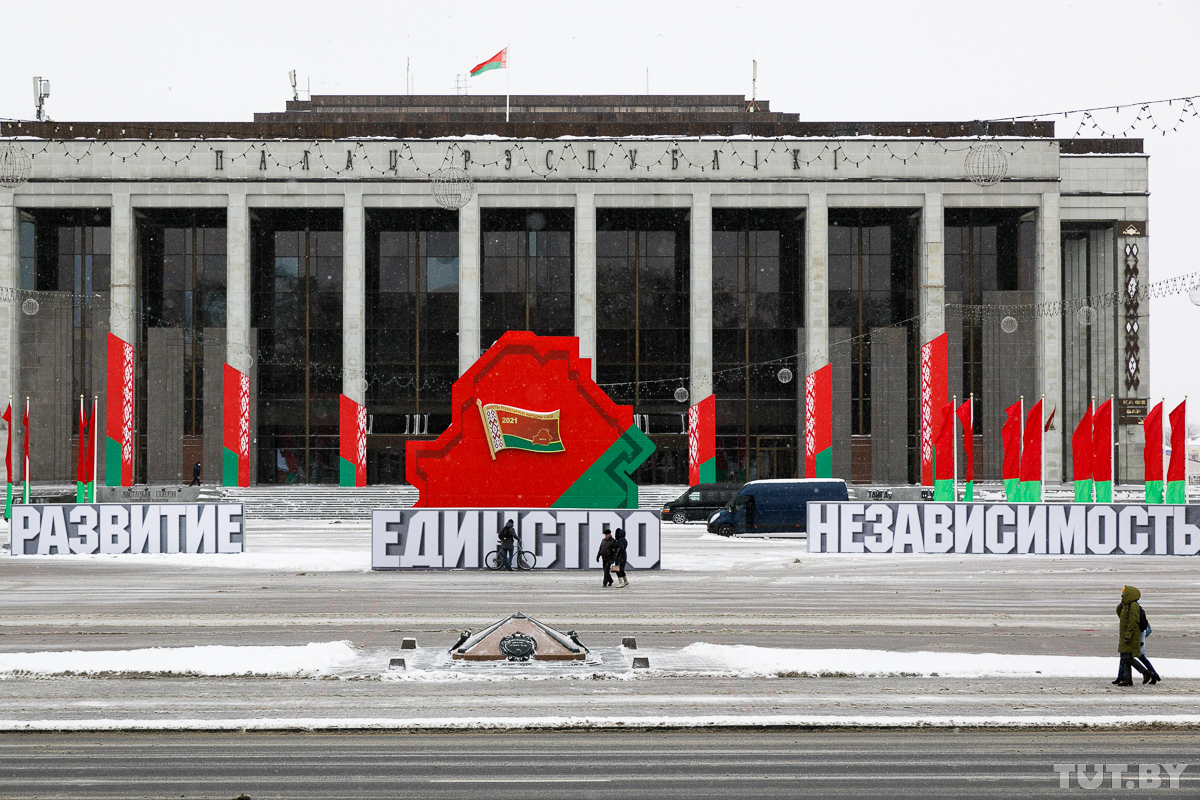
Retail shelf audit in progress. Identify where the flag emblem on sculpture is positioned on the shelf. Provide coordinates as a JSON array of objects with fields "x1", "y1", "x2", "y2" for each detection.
[
  {"x1": 804, "y1": 363, "x2": 832, "y2": 478},
  {"x1": 919, "y1": 333, "x2": 948, "y2": 486},
  {"x1": 339, "y1": 394, "x2": 367, "y2": 487},
  {"x1": 477, "y1": 401, "x2": 564, "y2": 459}
]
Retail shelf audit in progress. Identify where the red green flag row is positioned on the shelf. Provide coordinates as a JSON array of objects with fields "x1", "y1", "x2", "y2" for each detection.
[{"x1": 1144, "y1": 399, "x2": 1188, "y2": 504}]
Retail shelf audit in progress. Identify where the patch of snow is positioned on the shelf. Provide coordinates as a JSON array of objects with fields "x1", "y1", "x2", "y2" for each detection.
[{"x1": 0, "y1": 641, "x2": 361, "y2": 678}]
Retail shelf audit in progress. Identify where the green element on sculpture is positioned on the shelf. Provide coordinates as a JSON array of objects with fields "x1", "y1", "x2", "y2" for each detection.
[
  {"x1": 222, "y1": 447, "x2": 240, "y2": 487},
  {"x1": 105, "y1": 438, "x2": 122, "y2": 486},
  {"x1": 1166, "y1": 480, "x2": 1186, "y2": 505},
  {"x1": 698, "y1": 457, "x2": 716, "y2": 484},
  {"x1": 815, "y1": 448, "x2": 832, "y2": 479},
  {"x1": 1003, "y1": 478, "x2": 1019, "y2": 501},
  {"x1": 553, "y1": 425, "x2": 656, "y2": 510},
  {"x1": 1019, "y1": 480, "x2": 1042, "y2": 502},
  {"x1": 962, "y1": 480, "x2": 974, "y2": 502},
  {"x1": 1145, "y1": 479, "x2": 1164, "y2": 504},
  {"x1": 340, "y1": 457, "x2": 357, "y2": 487},
  {"x1": 1074, "y1": 478, "x2": 1094, "y2": 503},
  {"x1": 933, "y1": 479, "x2": 955, "y2": 502},
  {"x1": 1094, "y1": 480, "x2": 1112, "y2": 503}
]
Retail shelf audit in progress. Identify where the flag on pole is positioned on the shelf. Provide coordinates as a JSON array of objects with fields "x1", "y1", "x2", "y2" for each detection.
[
  {"x1": 932, "y1": 399, "x2": 956, "y2": 501},
  {"x1": 1166, "y1": 400, "x2": 1186, "y2": 504},
  {"x1": 1143, "y1": 401, "x2": 1164, "y2": 504},
  {"x1": 919, "y1": 333, "x2": 949, "y2": 487},
  {"x1": 1019, "y1": 398, "x2": 1043, "y2": 501},
  {"x1": 470, "y1": 48, "x2": 508, "y2": 76},
  {"x1": 804, "y1": 363, "x2": 833, "y2": 478},
  {"x1": 956, "y1": 396, "x2": 975, "y2": 501},
  {"x1": 22, "y1": 398, "x2": 30, "y2": 504},
  {"x1": 76, "y1": 396, "x2": 89, "y2": 502},
  {"x1": 3, "y1": 400, "x2": 12, "y2": 521},
  {"x1": 1001, "y1": 400, "x2": 1023, "y2": 501},
  {"x1": 1093, "y1": 397, "x2": 1114, "y2": 502},
  {"x1": 1072, "y1": 401, "x2": 1094, "y2": 502},
  {"x1": 87, "y1": 396, "x2": 97, "y2": 501}
]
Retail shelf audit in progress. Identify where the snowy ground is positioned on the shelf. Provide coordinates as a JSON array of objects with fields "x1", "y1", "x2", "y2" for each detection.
[{"x1": 3, "y1": 518, "x2": 1200, "y2": 729}]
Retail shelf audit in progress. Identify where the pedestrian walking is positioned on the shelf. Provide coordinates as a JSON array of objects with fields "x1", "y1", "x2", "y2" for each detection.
[
  {"x1": 1113, "y1": 585, "x2": 1149, "y2": 686},
  {"x1": 1136, "y1": 602, "x2": 1162, "y2": 685},
  {"x1": 612, "y1": 528, "x2": 629, "y2": 588},
  {"x1": 498, "y1": 519, "x2": 516, "y2": 571},
  {"x1": 596, "y1": 529, "x2": 615, "y2": 587},
  {"x1": 189, "y1": 462, "x2": 201, "y2": 486}
]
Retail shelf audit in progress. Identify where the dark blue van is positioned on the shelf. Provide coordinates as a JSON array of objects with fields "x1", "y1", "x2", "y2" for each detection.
[{"x1": 705, "y1": 479, "x2": 849, "y2": 536}]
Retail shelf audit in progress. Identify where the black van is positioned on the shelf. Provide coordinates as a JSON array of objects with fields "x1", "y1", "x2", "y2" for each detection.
[
  {"x1": 705, "y1": 479, "x2": 849, "y2": 535},
  {"x1": 661, "y1": 483, "x2": 744, "y2": 524}
]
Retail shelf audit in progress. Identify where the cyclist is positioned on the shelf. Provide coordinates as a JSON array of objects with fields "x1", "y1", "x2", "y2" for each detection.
[{"x1": 498, "y1": 519, "x2": 517, "y2": 571}]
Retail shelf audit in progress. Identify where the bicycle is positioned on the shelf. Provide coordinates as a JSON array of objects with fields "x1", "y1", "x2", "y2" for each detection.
[{"x1": 485, "y1": 531, "x2": 536, "y2": 571}]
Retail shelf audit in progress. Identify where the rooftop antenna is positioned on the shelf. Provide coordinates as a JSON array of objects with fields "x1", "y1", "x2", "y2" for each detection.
[
  {"x1": 746, "y1": 61, "x2": 761, "y2": 113},
  {"x1": 288, "y1": 70, "x2": 298, "y2": 101},
  {"x1": 33, "y1": 76, "x2": 50, "y2": 122}
]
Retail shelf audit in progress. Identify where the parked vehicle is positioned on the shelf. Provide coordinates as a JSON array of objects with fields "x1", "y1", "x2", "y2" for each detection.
[
  {"x1": 661, "y1": 483, "x2": 744, "y2": 524},
  {"x1": 706, "y1": 479, "x2": 849, "y2": 536}
]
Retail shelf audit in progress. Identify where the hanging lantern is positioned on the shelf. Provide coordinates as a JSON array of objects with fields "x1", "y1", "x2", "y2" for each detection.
[
  {"x1": 430, "y1": 166, "x2": 474, "y2": 210},
  {"x1": 964, "y1": 142, "x2": 1008, "y2": 187},
  {"x1": 674, "y1": 387, "x2": 689, "y2": 403},
  {"x1": 0, "y1": 146, "x2": 32, "y2": 189},
  {"x1": 777, "y1": 367, "x2": 794, "y2": 384},
  {"x1": 1000, "y1": 315, "x2": 1018, "y2": 334}
]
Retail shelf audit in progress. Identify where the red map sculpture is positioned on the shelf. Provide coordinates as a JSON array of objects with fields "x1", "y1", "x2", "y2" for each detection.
[{"x1": 407, "y1": 331, "x2": 654, "y2": 508}]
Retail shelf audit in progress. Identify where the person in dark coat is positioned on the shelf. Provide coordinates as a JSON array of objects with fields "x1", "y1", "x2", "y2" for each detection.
[
  {"x1": 1136, "y1": 602, "x2": 1161, "y2": 685},
  {"x1": 498, "y1": 520, "x2": 516, "y2": 570},
  {"x1": 596, "y1": 530, "x2": 616, "y2": 587},
  {"x1": 612, "y1": 528, "x2": 629, "y2": 588},
  {"x1": 1113, "y1": 585, "x2": 1149, "y2": 686},
  {"x1": 189, "y1": 462, "x2": 201, "y2": 486}
]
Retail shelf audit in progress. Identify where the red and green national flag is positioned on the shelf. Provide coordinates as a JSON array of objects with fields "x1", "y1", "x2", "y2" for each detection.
[
  {"x1": 478, "y1": 400, "x2": 564, "y2": 458},
  {"x1": 1093, "y1": 398, "x2": 1113, "y2": 502},
  {"x1": 1143, "y1": 401, "x2": 1163, "y2": 504},
  {"x1": 105, "y1": 332, "x2": 134, "y2": 487},
  {"x1": 1072, "y1": 401, "x2": 1094, "y2": 503},
  {"x1": 804, "y1": 363, "x2": 833, "y2": 478},
  {"x1": 76, "y1": 396, "x2": 96, "y2": 503},
  {"x1": 470, "y1": 48, "x2": 507, "y2": 77},
  {"x1": 919, "y1": 333, "x2": 949, "y2": 486},
  {"x1": 222, "y1": 363, "x2": 251, "y2": 487},
  {"x1": 3, "y1": 401, "x2": 11, "y2": 521},
  {"x1": 956, "y1": 397, "x2": 975, "y2": 501},
  {"x1": 688, "y1": 394, "x2": 716, "y2": 484},
  {"x1": 1167, "y1": 399, "x2": 1186, "y2": 504},
  {"x1": 1001, "y1": 400, "x2": 1023, "y2": 501},
  {"x1": 339, "y1": 394, "x2": 367, "y2": 487},
  {"x1": 932, "y1": 399, "x2": 956, "y2": 501},
  {"x1": 1019, "y1": 398, "x2": 1043, "y2": 502}
]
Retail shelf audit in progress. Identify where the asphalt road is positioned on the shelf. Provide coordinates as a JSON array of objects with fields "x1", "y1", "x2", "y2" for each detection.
[{"x1": 0, "y1": 729, "x2": 1196, "y2": 799}]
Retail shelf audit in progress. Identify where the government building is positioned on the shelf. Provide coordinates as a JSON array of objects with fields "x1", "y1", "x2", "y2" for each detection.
[{"x1": 0, "y1": 95, "x2": 1150, "y2": 487}]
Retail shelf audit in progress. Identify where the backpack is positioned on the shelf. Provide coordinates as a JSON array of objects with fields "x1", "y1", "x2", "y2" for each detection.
[{"x1": 1139, "y1": 606, "x2": 1152, "y2": 636}]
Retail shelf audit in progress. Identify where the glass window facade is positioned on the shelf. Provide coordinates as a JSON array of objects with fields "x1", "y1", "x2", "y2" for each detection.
[
  {"x1": 712, "y1": 210, "x2": 803, "y2": 482},
  {"x1": 945, "y1": 210, "x2": 1036, "y2": 427},
  {"x1": 252, "y1": 210, "x2": 343, "y2": 484},
  {"x1": 596, "y1": 209, "x2": 690, "y2": 484},
  {"x1": 365, "y1": 209, "x2": 459, "y2": 484},
  {"x1": 481, "y1": 209, "x2": 573, "y2": 347}
]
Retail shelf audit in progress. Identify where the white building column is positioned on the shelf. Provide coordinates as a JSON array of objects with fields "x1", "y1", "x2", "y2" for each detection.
[
  {"x1": 1038, "y1": 190, "x2": 1063, "y2": 481},
  {"x1": 804, "y1": 190, "x2": 828, "y2": 372},
  {"x1": 919, "y1": 191, "x2": 945, "y2": 345},
  {"x1": 342, "y1": 188, "x2": 365, "y2": 404},
  {"x1": 226, "y1": 191, "x2": 251, "y2": 373},
  {"x1": 110, "y1": 192, "x2": 136, "y2": 347},
  {"x1": 0, "y1": 192, "x2": 17, "y2": 485},
  {"x1": 458, "y1": 193, "x2": 481, "y2": 375},
  {"x1": 574, "y1": 190, "x2": 597, "y2": 378},
  {"x1": 689, "y1": 191, "x2": 713, "y2": 402}
]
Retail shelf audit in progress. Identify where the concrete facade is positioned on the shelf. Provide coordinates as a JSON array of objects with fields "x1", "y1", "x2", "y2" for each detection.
[{"x1": 0, "y1": 130, "x2": 1151, "y2": 487}]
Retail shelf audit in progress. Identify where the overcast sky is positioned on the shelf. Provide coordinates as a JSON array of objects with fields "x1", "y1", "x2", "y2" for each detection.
[{"x1": 3, "y1": 0, "x2": 1197, "y2": 425}]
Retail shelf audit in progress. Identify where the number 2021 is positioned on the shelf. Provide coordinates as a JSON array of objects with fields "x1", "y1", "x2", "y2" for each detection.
[{"x1": 502, "y1": 416, "x2": 517, "y2": 424}]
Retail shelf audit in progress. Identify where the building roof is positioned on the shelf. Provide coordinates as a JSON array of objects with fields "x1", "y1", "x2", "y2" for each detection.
[{"x1": 0, "y1": 95, "x2": 1140, "y2": 152}]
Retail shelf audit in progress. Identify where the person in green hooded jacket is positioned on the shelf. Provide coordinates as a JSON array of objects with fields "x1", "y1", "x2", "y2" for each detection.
[{"x1": 1113, "y1": 585, "x2": 1149, "y2": 686}]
